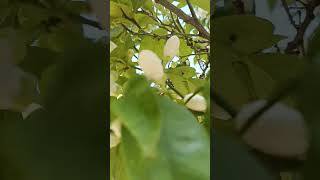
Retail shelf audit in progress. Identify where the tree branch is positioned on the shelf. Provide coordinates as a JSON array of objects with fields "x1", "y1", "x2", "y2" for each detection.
[
  {"x1": 166, "y1": 79, "x2": 185, "y2": 99},
  {"x1": 211, "y1": 90, "x2": 238, "y2": 118},
  {"x1": 285, "y1": 0, "x2": 320, "y2": 54},
  {"x1": 281, "y1": 0, "x2": 298, "y2": 29},
  {"x1": 154, "y1": 0, "x2": 210, "y2": 40}
]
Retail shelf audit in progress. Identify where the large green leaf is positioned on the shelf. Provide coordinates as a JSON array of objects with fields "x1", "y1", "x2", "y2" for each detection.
[
  {"x1": 214, "y1": 15, "x2": 283, "y2": 54},
  {"x1": 0, "y1": 28, "x2": 28, "y2": 64},
  {"x1": 246, "y1": 53, "x2": 306, "y2": 83},
  {"x1": 0, "y1": 42, "x2": 108, "y2": 180},
  {"x1": 119, "y1": 96, "x2": 210, "y2": 180},
  {"x1": 213, "y1": 131, "x2": 277, "y2": 180},
  {"x1": 308, "y1": 27, "x2": 320, "y2": 58},
  {"x1": 212, "y1": 45, "x2": 252, "y2": 109},
  {"x1": 19, "y1": 47, "x2": 57, "y2": 79},
  {"x1": 112, "y1": 75, "x2": 161, "y2": 156}
]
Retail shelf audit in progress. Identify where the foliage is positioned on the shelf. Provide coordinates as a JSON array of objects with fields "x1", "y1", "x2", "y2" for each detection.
[
  {"x1": 213, "y1": 0, "x2": 320, "y2": 180},
  {"x1": 0, "y1": 0, "x2": 107, "y2": 179},
  {"x1": 109, "y1": 0, "x2": 210, "y2": 180}
]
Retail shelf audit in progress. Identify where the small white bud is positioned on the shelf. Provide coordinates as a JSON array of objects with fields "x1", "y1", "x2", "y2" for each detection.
[
  {"x1": 138, "y1": 50, "x2": 164, "y2": 81},
  {"x1": 110, "y1": 41, "x2": 117, "y2": 53},
  {"x1": 164, "y1": 35, "x2": 180, "y2": 59},
  {"x1": 184, "y1": 94, "x2": 207, "y2": 112},
  {"x1": 110, "y1": 74, "x2": 118, "y2": 96},
  {"x1": 22, "y1": 103, "x2": 42, "y2": 119},
  {"x1": 110, "y1": 120, "x2": 122, "y2": 149},
  {"x1": 235, "y1": 100, "x2": 309, "y2": 157},
  {"x1": 110, "y1": 132, "x2": 121, "y2": 148}
]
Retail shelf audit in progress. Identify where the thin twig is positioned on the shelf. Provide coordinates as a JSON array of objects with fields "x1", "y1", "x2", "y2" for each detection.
[
  {"x1": 166, "y1": 79, "x2": 184, "y2": 99},
  {"x1": 281, "y1": 0, "x2": 298, "y2": 29},
  {"x1": 67, "y1": 13, "x2": 102, "y2": 29},
  {"x1": 285, "y1": 0, "x2": 320, "y2": 54},
  {"x1": 154, "y1": 0, "x2": 209, "y2": 39},
  {"x1": 186, "y1": 0, "x2": 198, "y2": 20},
  {"x1": 184, "y1": 87, "x2": 203, "y2": 104},
  {"x1": 211, "y1": 90, "x2": 238, "y2": 118}
]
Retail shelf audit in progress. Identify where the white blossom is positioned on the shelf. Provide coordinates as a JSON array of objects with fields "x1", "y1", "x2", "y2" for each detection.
[
  {"x1": 110, "y1": 41, "x2": 117, "y2": 53},
  {"x1": 110, "y1": 119, "x2": 122, "y2": 149},
  {"x1": 22, "y1": 103, "x2": 42, "y2": 119},
  {"x1": 184, "y1": 94, "x2": 207, "y2": 112},
  {"x1": 164, "y1": 35, "x2": 180, "y2": 59},
  {"x1": 110, "y1": 72, "x2": 118, "y2": 96},
  {"x1": 138, "y1": 50, "x2": 164, "y2": 81},
  {"x1": 235, "y1": 100, "x2": 309, "y2": 157}
]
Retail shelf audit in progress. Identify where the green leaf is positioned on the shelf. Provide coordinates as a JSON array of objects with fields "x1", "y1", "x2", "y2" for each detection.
[
  {"x1": 246, "y1": 53, "x2": 306, "y2": 83},
  {"x1": 110, "y1": 1, "x2": 133, "y2": 19},
  {"x1": 0, "y1": 43, "x2": 108, "y2": 180},
  {"x1": 0, "y1": 28, "x2": 28, "y2": 64},
  {"x1": 190, "y1": 0, "x2": 210, "y2": 12},
  {"x1": 139, "y1": 36, "x2": 165, "y2": 60},
  {"x1": 112, "y1": 75, "x2": 161, "y2": 156},
  {"x1": 64, "y1": 1, "x2": 90, "y2": 14},
  {"x1": 167, "y1": 66, "x2": 196, "y2": 78},
  {"x1": 110, "y1": 26, "x2": 124, "y2": 38},
  {"x1": 214, "y1": 15, "x2": 283, "y2": 54},
  {"x1": 308, "y1": 27, "x2": 320, "y2": 58},
  {"x1": 134, "y1": 14, "x2": 155, "y2": 28},
  {"x1": 267, "y1": 0, "x2": 278, "y2": 10},
  {"x1": 167, "y1": 74, "x2": 189, "y2": 95},
  {"x1": 131, "y1": 0, "x2": 147, "y2": 11},
  {"x1": 120, "y1": 96, "x2": 210, "y2": 180},
  {"x1": 19, "y1": 47, "x2": 57, "y2": 79},
  {"x1": 17, "y1": 3, "x2": 51, "y2": 29},
  {"x1": 179, "y1": 39, "x2": 193, "y2": 57},
  {"x1": 213, "y1": 131, "x2": 277, "y2": 180},
  {"x1": 212, "y1": 45, "x2": 252, "y2": 109}
]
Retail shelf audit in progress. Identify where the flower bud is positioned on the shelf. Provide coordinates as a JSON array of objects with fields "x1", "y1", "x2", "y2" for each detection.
[
  {"x1": 235, "y1": 100, "x2": 309, "y2": 157},
  {"x1": 138, "y1": 50, "x2": 164, "y2": 81},
  {"x1": 184, "y1": 94, "x2": 207, "y2": 112},
  {"x1": 110, "y1": 41, "x2": 117, "y2": 53},
  {"x1": 164, "y1": 35, "x2": 180, "y2": 59}
]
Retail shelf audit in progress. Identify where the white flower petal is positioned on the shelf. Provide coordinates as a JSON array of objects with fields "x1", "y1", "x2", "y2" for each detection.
[
  {"x1": 164, "y1": 35, "x2": 180, "y2": 59},
  {"x1": 184, "y1": 94, "x2": 207, "y2": 112},
  {"x1": 110, "y1": 77, "x2": 118, "y2": 96},
  {"x1": 110, "y1": 41, "x2": 117, "y2": 53},
  {"x1": 22, "y1": 103, "x2": 42, "y2": 119},
  {"x1": 110, "y1": 132, "x2": 121, "y2": 148},
  {"x1": 110, "y1": 120, "x2": 122, "y2": 149},
  {"x1": 235, "y1": 100, "x2": 309, "y2": 157},
  {"x1": 138, "y1": 50, "x2": 164, "y2": 81},
  {"x1": 111, "y1": 120, "x2": 122, "y2": 138}
]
